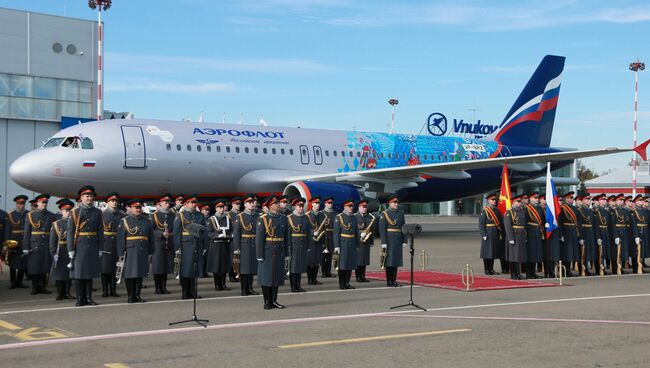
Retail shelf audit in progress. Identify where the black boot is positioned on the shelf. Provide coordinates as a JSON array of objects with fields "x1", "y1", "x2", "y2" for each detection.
[
  {"x1": 290, "y1": 273, "x2": 299, "y2": 292},
  {"x1": 56, "y1": 281, "x2": 65, "y2": 300},
  {"x1": 39, "y1": 274, "x2": 51, "y2": 294},
  {"x1": 488, "y1": 259, "x2": 499, "y2": 275},
  {"x1": 16, "y1": 270, "x2": 28, "y2": 288},
  {"x1": 221, "y1": 274, "x2": 231, "y2": 291},
  {"x1": 9, "y1": 268, "x2": 17, "y2": 289},
  {"x1": 501, "y1": 260, "x2": 510, "y2": 274},
  {"x1": 240, "y1": 275, "x2": 249, "y2": 296},
  {"x1": 181, "y1": 278, "x2": 190, "y2": 299},
  {"x1": 154, "y1": 275, "x2": 162, "y2": 294},
  {"x1": 483, "y1": 259, "x2": 492, "y2": 275},
  {"x1": 126, "y1": 279, "x2": 134, "y2": 303},
  {"x1": 262, "y1": 286, "x2": 272, "y2": 310},
  {"x1": 385, "y1": 267, "x2": 393, "y2": 287},
  {"x1": 31, "y1": 275, "x2": 39, "y2": 295},
  {"x1": 101, "y1": 274, "x2": 110, "y2": 297},
  {"x1": 162, "y1": 276, "x2": 171, "y2": 294},
  {"x1": 392, "y1": 267, "x2": 401, "y2": 286},
  {"x1": 312, "y1": 267, "x2": 322, "y2": 285},
  {"x1": 271, "y1": 287, "x2": 285, "y2": 309},
  {"x1": 75, "y1": 281, "x2": 86, "y2": 306},
  {"x1": 136, "y1": 278, "x2": 145, "y2": 302},
  {"x1": 247, "y1": 275, "x2": 258, "y2": 295},
  {"x1": 65, "y1": 280, "x2": 74, "y2": 299},
  {"x1": 110, "y1": 276, "x2": 120, "y2": 297},
  {"x1": 356, "y1": 266, "x2": 363, "y2": 282},
  {"x1": 345, "y1": 270, "x2": 355, "y2": 289},
  {"x1": 296, "y1": 273, "x2": 306, "y2": 292},
  {"x1": 86, "y1": 279, "x2": 97, "y2": 305},
  {"x1": 338, "y1": 270, "x2": 347, "y2": 289},
  {"x1": 214, "y1": 274, "x2": 223, "y2": 291}
]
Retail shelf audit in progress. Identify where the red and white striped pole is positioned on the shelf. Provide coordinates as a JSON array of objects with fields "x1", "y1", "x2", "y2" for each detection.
[
  {"x1": 97, "y1": 6, "x2": 103, "y2": 121},
  {"x1": 630, "y1": 61, "x2": 645, "y2": 197}
]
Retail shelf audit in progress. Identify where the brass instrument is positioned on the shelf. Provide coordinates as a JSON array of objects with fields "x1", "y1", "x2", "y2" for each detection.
[
  {"x1": 2, "y1": 240, "x2": 19, "y2": 266},
  {"x1": 637, "y1": 242, "x2": 643, "y2": 274},
  {"x1": 232, "y1": 252, "x2": 241, "y2": 279},
  {"x1": 333, "y1": 249, "x2": 340, "y2": 271},
  {"x1": 360, "y1": 214, "x2": 376, "y2": 244},
  {"x1": 379, "y1": 247, "x2": 386, "y2": 270},
  {"x1": 285, "y1": 256, "x2": 291, "y2": 276},
  {"x1": 115, "y1": 255, "x2": 125, "y2": 284},
  {"x1": 616, "y1": 243, "x2": 622, "y2": 275},
  {"x1": 312, "y1": 215, "x2": 328, "y2": 243},
  {"x1": 173, "y1": 252, "x2": 182, "y2": 280},
  {"x1": 68, "y1": 209, "x2": 87, "y2": 270},
  {"x1": 580, "y1": 244, "x2": 586, "y2": 277},
  {"x1": 598, "y1": 243, "x2": 604, "y2": 276}
]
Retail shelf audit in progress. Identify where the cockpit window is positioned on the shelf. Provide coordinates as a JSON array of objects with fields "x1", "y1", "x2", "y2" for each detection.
[
  {"x1": 59, "y1": 136, "x2": 93, "y2": 149},
  {"x1": 43, "y1": 137, "x2": 65, "y2": 148}
]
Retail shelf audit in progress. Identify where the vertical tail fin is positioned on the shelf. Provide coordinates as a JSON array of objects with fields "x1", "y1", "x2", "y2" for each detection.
[{"x1": 491, "y1": 55, "x2": 565, "y2": 147}]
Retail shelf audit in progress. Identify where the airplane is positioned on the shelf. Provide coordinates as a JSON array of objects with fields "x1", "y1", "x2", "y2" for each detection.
[{"x1": 9, "y1": 55, "x2": 650, "y2": 207}]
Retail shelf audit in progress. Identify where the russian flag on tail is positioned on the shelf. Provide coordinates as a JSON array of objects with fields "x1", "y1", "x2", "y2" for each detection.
[{"x1": 545, "y1": 162, "x2": 560, "y2": 238}]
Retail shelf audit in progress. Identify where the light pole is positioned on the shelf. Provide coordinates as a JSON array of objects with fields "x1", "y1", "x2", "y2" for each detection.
[
  {"x1": 630, "y1": 60, "x2": 645, "y2": 196},
  {"x1": 88, "y1": 0, "x2": 112, "y2": 121},
  {"x1": 388, "y1": 98, "x2": 399, "y2": 134}
]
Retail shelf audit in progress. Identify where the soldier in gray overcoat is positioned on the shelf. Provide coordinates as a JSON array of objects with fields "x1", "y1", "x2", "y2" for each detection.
[
  {"x1": 306, "y1": 197, "x2": 324, "y2": 285},
  {"x1": 333, "y1": 199, "x2": 359, "y2": 290},
  {"x1": 150, "y1": 193, "x2": 175, "y2": 294},
  {"x1": 5, "y1": 195, "x2": 29, "y2": 289},
  {"x1": 559, "y1": 192, "x2": 581, "y2": 277},
  {"x1": 478, "y1": 193, "x2": 505, "y2": 275},
  {"x1": 379, "y1": 194, "x2": 406, "y2": 287},
  {"x1": 117, "y1": 199, "x2": 155, "y2": 303},
  {"x1": 232, "y1": 194, "x2": 259, "y2": 296},
  {"x1": 504, "y1": 195, "x2": 527, "y2": 280},
  {"x1": 355, "y1": 199, "x2": 376, "y2": 283},
  {"x1": 50, "y1": 199, "x2": 75, "y2": 300},
  {"x1": 173, "y1": 194, "x2": 207, "y2": 300},
  {"x1": 24, "y1": 194, "x2": 56, "y2": 294},
  {"x1": 207, "y1": 199, "x2": 233, "y2": 291},
  {"x1": 255, "y1": 196, "x2": 288, "y2": 310},
  {"x1": 524, "y1": 193, "x2": 544, "y2": 279},
  {"x1": 321, "y1": 197, "x2": 336, "y2": 278},
  {"x1": 287, "y1": 197, "x2": 311, "y2": 292},
  {"x1": 101, "y1": 192, "x2": 125, "y2": 297},
  {"x1": 67, "y1": 185, "x2": 104, "y2": 306}
]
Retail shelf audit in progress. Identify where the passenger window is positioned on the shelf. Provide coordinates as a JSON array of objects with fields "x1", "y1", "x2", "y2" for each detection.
[
  {"x1": 289, "y1": 149, "x2": 294, "y2": 155},
  {"x1": 356, "y1": 151, "x2": 361, "y2": 157},
  {"x1": 333, "y1": 151, "x2": 338, "y2": 157},
  {"x1": 216, "y1": 146, "x2": 221, "y2": 152},
  {"x1": 325, "y1": 150, "x2": 329, "y2": 157},
  {"x1": 254, "y1": 147, "x2": 259, "y2": 154},
  {"x1": 388, "y1": 153, "x2": 392, "y2": 159},
  {"x1": 166, "y1": 144, "x2": 171, "y2": 151},
  {"x1": 207, "y1": 145, "x2": 212, "y2": 152},
  {"x1": 226, "y1": 146, "x2": 231, "y2": 153},
  {"x1": 272, "y1": 148, "x2": 276, "y2": 155},
  {"x1": 235, "y1": 147, "x2": 240, "y2": 153},
  {"x1": 245, "y1": 147, "x2": 249, "y2": 154},
  {"x1": 176, "y1": 144, "x2": 181, "y2": 151},
  {"x1": 187, "y1": 145, "x2": 191, "y2": 151},
  {"x1": 263, "y1": 148, "x2": 268, "y2": 154},
  {"x1": 341, "y1": 151, "x2": 345, "y2": 157},
  {"x1": 197, "y1": 145, "x2": 202, "y2": 152},
  {"x1": 380, "y1": 152, "x2": 385, "y2": 159},
  {"x1": 281, "y1": 148, "x2": 285, "y2": 155}
]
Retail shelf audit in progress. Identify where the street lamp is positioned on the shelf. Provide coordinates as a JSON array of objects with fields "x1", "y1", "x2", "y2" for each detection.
[
  {"x1": 388, "y1": 98, "x2": 399, "y2": 134},
  {"x1": 630, "y1": 60, "x2": 645, "y2": 196},
  {"x1": 88, "y1": 0, "x2": 112, "y2": 121}
]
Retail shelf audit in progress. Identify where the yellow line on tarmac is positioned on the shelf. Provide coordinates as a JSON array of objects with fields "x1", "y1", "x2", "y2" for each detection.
[
  {"x1": 278, "y1": 328, "x2": 471, "y2": 349},
  {"x1": 104, "y1": 364, "x2": 129, "y2": 368},
  {"x1": 0, "y1": 320, "x2": 22, "y2": 331}
]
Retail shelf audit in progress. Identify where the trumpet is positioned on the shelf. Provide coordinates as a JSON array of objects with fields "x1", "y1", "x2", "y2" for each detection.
[
  {"x1": 312, "y1": 217, "x2": 328, "y2": 242},
  {"x1": 233, "y1": 252, "x2": 241, "y2": 279},
  {"x1": 285, "y1": 256, "x2": 291, "y2": 276},
  {"x1": 616, "y1": 244, "x2": 622, "y2": 275},
  {"x1": 115, "y1": 255, "x2": 125, "y2": 284},
  {"x1": 360, "y1": 214, "x2": 376, "y2": 243},
  {"x1": 379, "y1": 247, "x2": 386, "y2": 270},
  {"x1": 2, "y1": 240, "x2": 18, "y2": 266},
  {"x1": 598, "y1": 243, "x2": 604, "y2": 276},
  {"x1": 333, "y1": 250, "x2": 340, "y2": 271},
  {"x1": 173, "y1": 251, "x2": 182, "y2": 280}
]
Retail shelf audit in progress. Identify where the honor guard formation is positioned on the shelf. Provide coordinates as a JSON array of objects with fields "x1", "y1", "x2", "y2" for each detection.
[
  {"x1": 0, "y1": 186, "x2": 407, "y2": 310},
  {"x1": 479, "y1": 191, "x2": 650, "y2": 279}
]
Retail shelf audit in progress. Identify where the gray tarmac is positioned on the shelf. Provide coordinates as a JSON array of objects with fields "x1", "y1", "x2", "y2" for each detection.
[{"x1": 1, "y1": 216, "x2": 649, "y2": 368}]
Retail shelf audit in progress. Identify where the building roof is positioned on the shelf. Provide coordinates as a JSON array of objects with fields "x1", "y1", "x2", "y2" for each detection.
[{"x1": 585, "y1": 162, "x2": 650, "y2": 188}]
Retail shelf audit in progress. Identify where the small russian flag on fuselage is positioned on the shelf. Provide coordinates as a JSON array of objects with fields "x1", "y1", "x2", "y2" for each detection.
[{"x1": 83, "y1": 161, "x2": 96, "y2": 168}]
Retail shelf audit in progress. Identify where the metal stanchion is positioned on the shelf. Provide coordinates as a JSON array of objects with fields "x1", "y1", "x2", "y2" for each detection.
[
  {"x1": 554, "y1": 260, "x2": 567, "y2": 286},
  {"x1": 461, "y1": 264, "x2": 474, "y2": 292},
  {"x1": 419, "y1": 250, "x2": 429, "y2": 271}
]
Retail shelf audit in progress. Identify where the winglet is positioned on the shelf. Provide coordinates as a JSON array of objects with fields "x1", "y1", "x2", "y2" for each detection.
[{"x1": 634, "y1": 138, "x2": 650, "y2": 161}]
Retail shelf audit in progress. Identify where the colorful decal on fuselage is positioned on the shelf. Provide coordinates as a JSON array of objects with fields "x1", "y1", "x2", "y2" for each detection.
[{"x1": 340, "y1": 132, "x2": 499, "y2": 173}]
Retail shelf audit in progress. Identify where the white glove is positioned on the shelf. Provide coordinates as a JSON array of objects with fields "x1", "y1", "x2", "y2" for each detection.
[
  {"x1": 579, "y1": 239, "x2": 585, "y2": 246},
  {"x1": 334, "y1": 247, "x2": 340, "y2": 254},
  {"x1": 313, "y1": 231, "x2": 319, "y2": 237},
  {"x1": 175, "y1": 250, "x2": 181, "y2": 255},
  {"x1": 402, "y1": 243, "x2": 407, "y2": 248},
  {"x1": 635, "y1": 237, "x2": 641, "y2": 245},
  {"x1": 218, "y1": 233, "x2": 225, "y2": 238},
  {"x1": 257, "y1": 258, "x2": 264, "y2": 262},
  {"x1": 53, "y1": 254, "x2": 59, "y2": 263},
  {"x1": 22, "y1": 249, "x2": 29, "y2": 255},
  {"x1": 482, "y1": 236, "x2": 487, "y2": 241},
  {"x1": 68, "y1": 251, "x2": 75, "y2": 258},
  {"x1": 615, "y1": 237, "x2": 621, "y2": 245},
  {"x1": 381, "y1": 244, "x2": 387, "y2": 249},
  {"x1": 99, "y1": 251, "x2": 104, "y2": 258},
  {"x1": 560, "y1": 236, "x2": 565, "y2": 242},
  {"x1": 509, "y1": 240, "x2": 515, "y2": 244},
  {"x1": 597, "y1": 239, "x2": 603, "y2": 246},
  {"x1": 233, "y1": 249, "x2": 241, "y2": 255},
  {"x1": 360, "y1": 232, "x2": 367, "y2": 239}
]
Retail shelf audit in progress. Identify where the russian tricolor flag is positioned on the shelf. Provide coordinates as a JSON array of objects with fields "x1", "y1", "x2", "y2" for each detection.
[
  {"x1": 545, "y1": 162, "x2": 560, "y2": 238},
  {"x1": 83, "y1": 161, "x2": 96, "y2": 168}
]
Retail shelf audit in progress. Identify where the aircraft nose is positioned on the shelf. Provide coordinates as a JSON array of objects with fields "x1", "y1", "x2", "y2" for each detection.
[{"x1": 9, "y1": 151, "x2": 46, "y2": 190}]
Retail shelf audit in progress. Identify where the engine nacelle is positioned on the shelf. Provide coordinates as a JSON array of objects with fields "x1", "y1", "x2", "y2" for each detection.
[{"x1": 284, "y1": 181, "x2": 361, "y2": 211}]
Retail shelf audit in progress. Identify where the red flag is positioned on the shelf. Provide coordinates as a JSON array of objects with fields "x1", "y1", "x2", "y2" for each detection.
[{"x1": 498, "y1": 163, "x2": 512, "y2": 215}]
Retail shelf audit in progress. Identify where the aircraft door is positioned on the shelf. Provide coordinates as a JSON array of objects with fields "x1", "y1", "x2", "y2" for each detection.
[
  {"x1": 299, "y1": 145, "x2": 310, "y2": 165},
  {"x1": 121, "y1": 126, "x2": 147, "y2": 168},
  {"x1": 313, "y1": 145, "x2": 323, "y2": 165}
]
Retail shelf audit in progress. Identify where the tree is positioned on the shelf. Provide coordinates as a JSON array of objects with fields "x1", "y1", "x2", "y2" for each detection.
[{"x1": 576, "y1": 160, "x2": 599, "y2": 196}]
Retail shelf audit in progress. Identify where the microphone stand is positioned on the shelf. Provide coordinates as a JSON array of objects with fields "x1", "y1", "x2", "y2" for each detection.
[
  {"x1": 170, "y1": 236, "x2": 209, "y2": 327},
  {"x1": 390, "y1": 233, "x2": 426, "y2": 311}
]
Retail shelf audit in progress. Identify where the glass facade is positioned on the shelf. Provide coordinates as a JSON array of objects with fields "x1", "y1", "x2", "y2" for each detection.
[{"x1": 0, "y1": 73, "x2": 92, "y2": 121}]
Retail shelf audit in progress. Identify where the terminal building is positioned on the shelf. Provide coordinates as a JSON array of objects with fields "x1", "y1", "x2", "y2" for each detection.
[
  {"x1": 585, "y1": 161, "x2": 650, "y2": 196},
  {"x1": 0, "y1": 7, "x2": 98, "y2": 210}
]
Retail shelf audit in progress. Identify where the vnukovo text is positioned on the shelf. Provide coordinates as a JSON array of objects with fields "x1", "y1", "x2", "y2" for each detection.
[{"x1": 453, "y1": 120, "x2": 498, "y2": 135}]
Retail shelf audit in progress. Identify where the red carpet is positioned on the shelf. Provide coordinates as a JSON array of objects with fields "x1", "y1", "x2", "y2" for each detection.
[{"x1": 365, "y1": 270, "x2": 560, "y2": 291}]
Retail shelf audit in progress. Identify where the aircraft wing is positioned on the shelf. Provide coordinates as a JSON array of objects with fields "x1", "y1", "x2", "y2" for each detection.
[{"x1": 284, "y1": 146, "x2": 637, "y2": 186}]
